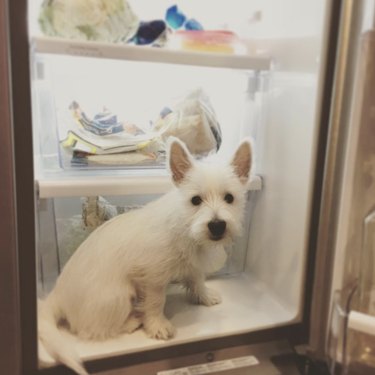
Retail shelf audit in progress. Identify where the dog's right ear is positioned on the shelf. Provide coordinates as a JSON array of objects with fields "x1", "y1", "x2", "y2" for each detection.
[
  {"x1": 231, "y1": 139, "x2": 252, "y2": 184},
  {"x1": 168, "y1": 137, "x2": 194, "y2": 185}
]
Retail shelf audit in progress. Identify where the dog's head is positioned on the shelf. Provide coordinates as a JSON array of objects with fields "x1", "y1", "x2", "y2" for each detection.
[{"x1": 168, "y1": 138, "x2": 252, "y2": 246}]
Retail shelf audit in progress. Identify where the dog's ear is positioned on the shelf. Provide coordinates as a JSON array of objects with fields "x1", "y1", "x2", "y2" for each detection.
[
  {"x1": 231, "y1": 139, "x2": 252, "y2": 184},
  {"x1": 168, "y1": 137, "x2": 194, "y2": 185}
]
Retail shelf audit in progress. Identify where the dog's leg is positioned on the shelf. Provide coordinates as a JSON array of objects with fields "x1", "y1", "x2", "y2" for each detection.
[
  {"x1": 185, "y1": 271, "x2": 222, "y2": 306},
  {"x1": 142, "y1": 286, "x2": 176, "y2": 340},
  {"x1": 122, "y1": 312, "x2": 142, "y2": 334}
]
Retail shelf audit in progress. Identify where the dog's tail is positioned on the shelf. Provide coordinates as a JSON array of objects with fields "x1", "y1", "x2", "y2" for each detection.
[{"x1": 38, "y1": 299, "x2": 89, "y2": 375}]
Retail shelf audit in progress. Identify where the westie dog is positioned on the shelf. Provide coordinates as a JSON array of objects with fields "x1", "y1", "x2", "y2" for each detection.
[{"x1": 38, "y1": 138, "x2": 252, "y2": 375}]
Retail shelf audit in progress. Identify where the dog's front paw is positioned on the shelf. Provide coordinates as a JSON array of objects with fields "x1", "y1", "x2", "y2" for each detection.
[
  {"x1": 122, "y1": 314, "x2": 142, "y2": 334},
  {"x1": 190, "y1": 288, "x2": 222, "y2": 306},
  {"x1": 144, "y1": 317, "x2": 176, "y2": 340}
]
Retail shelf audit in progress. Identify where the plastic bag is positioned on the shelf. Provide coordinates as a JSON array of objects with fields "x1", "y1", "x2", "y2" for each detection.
[
  {"x1": 39, "y1": 0, "x2": 139, "y2": 43},
  {"x1": 153, "y1": 88, "x2": 222, "y2": 155}
]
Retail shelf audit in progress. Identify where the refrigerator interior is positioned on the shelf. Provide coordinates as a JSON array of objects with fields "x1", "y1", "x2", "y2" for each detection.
[{"x1": 29, "y1": 0, "x2": 329, "y2": 367}]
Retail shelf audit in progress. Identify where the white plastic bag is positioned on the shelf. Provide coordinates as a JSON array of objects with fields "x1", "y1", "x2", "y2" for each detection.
[
  {"x1": 39, "y1": 0, "x2": 139, "y2": 42},
  {"x1": 153, "y1": 88, "x2": 222, "y2": 155}
]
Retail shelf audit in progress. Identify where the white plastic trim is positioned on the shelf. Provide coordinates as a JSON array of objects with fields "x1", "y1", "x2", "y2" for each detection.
[
  {"x1": 31, "y1": 37, "x2": 271, "y2": 71},
  {"x1": 37, "y1": 175, "x2": 262, "y2": 198},
  {"x1": 348, "y1": 310, "x2": 375, "y2": 336}
]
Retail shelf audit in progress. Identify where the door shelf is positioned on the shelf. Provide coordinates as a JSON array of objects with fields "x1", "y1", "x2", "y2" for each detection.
[
  {"x1": 36, "y1": 174, "x2": 262, "y2": 198},
  {"x1": 31, "y1": 36, "x2": 272, "y2": 71}
]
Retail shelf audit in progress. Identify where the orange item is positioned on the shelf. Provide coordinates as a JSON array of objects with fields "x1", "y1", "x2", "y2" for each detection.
[{"x1": 173, "y1": 30, "x2": 240, "y2": 54}]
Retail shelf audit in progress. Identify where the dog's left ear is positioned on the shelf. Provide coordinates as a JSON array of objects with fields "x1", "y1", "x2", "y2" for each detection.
[
  {"x1": 231, "y1": 139, "x2": 252, "y2": 184},
  {"x1": 168, "y1": 137, "x2": 194, "y2": 185}
]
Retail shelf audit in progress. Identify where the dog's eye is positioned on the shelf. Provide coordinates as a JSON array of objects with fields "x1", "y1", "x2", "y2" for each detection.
[
  {"x1": 191, "y1": 195, "x2": 203, "y2": 206},
  {"x1": 224, "y1": 193, "x2": 234, "y2": 204}
]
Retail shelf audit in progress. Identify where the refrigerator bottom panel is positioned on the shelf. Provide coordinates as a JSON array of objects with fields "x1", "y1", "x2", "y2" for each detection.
[
  {"x1": 38, "y1": 273, "x2": 296, "y2": 368},
  {"x1": 73, "y1": 341, "x2": 301, "y2": 375},
  {"x1": 94, "y1": 341, "x2": 300, "y2": 375}
]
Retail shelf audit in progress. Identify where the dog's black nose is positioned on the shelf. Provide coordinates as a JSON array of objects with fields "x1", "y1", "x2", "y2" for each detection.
[{"x1": 208, "y1": 220, "x2": 226, "y2": 238}]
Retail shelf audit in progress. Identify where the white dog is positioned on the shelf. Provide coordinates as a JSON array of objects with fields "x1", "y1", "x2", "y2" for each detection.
[{"x1": 38, "y1": 138, "x2": 252, "y2": 374}]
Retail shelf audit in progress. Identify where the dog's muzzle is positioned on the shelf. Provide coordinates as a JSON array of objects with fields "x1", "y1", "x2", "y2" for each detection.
[{"x1": 208, "y1": 220, "x2": 226, "y2": 241}]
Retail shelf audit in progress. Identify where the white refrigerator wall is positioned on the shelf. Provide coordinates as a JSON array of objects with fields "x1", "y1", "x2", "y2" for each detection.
[
  {"x1": 246, "y1": 73, "x2": 320, "y2": 315},
  {"x1": 244, "y1": 1, "x2": 327, "y2": 317}
]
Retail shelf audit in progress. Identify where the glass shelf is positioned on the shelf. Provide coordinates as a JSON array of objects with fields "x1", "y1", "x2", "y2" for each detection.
[
  {"x1": 31, "y1": 36, "x2": 272, "y2": 71},
  {"x1": 36, "y1": 173, "x2": 262, "y2": 198}
]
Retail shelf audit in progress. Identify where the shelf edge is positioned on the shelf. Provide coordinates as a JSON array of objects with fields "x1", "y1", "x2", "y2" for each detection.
[
  {"x1": 31, "y1": 36, "x2": 271, "y2": 71},
  {"x1": 37, "y1": 175, "x2": 262, "y2": 198}
]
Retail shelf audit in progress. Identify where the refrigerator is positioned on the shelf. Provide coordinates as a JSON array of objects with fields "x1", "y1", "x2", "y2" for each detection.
[{"x1": 1, "y1": 0, "x2": 375, "y2": 374}]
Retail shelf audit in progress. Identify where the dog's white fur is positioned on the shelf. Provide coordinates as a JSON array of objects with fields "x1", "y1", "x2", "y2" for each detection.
[{"x1": 38, "y1": 138, "x2": 252, "y2": 375}]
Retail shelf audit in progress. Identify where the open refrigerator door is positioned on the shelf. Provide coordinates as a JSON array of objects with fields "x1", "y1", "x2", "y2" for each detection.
[{"x1": 309, "y1": 0, "x2": 375, "y2": 373}]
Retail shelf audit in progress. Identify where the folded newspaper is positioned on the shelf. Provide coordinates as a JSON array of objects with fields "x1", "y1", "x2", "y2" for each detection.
[
  {"x1": 62, "y1": 129, "x2": 155, "y2": 155},
  {"x1": 61, "y1": 101, "x2": 158, "y2": 155}
]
